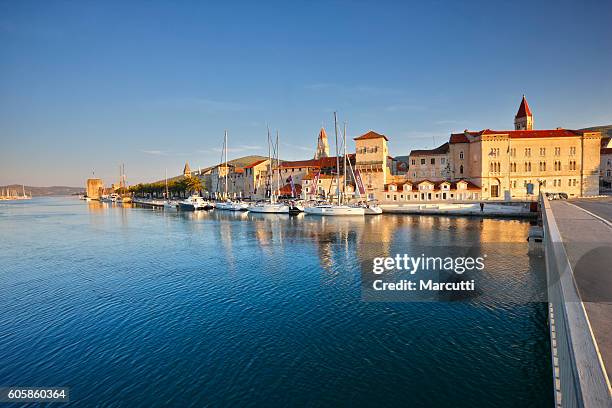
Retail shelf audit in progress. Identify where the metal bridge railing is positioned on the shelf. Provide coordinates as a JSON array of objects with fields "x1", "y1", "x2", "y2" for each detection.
[{"x1": 541, "y1": 194, "x2": 612, "y2": 407}]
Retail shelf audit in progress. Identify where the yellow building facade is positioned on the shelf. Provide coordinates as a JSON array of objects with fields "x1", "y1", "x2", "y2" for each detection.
[{"x1": 449, "y1": 129, "x2": 601, "y2": 199}]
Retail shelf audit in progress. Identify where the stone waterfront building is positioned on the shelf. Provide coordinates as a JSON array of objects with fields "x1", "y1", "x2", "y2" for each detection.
[
  {"x1": 86, "y1": 178, "x2": 104, "y2": 199},
  {"x1": 447, "y1": 96, "x2": 601, "y2": 199}
]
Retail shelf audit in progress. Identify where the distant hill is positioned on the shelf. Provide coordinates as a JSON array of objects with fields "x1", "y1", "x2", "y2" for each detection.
[
  {"x1": 152, "y1": 155, "x2": 270, "y2": 184},
  {"x1": 579, "y1": 125, "x2": 612, "y2": 146},
  {"x1": 0, "y1": 185, "x2": 83, "y2": 197}
]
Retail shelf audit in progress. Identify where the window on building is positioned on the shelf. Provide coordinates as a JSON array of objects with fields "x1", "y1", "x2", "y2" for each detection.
[
  {"x1": 421, "y1": 158, "x2": 426, "y2": 165},
  {"x1": 554, "y1": 147, "x2": 561, "y2": 156},
  {"x1": 411, "y1": 159, "x2": 416, "y2": 165},
  {"x1": 510, "y1": 148, "x2": 516, "y2": 157},
  {"x1": 459, "y1": 165, "x2": 464, "y2": 174},
  {"x1": 431, "y1": 158, "x2": 435, "y2": 165},
  {"x1": 570, "y1": 147, "x2": 576, "y2": 156},
  {"x1": 441, "y1": 158, "x2": 446, "y2": 164},
  {"x1": 459, "y1": 151, "x2": 464, "y2": 160},
  {"x1": 525, "y1": 148, "x2": 531, "y2": 157},
  {"x1": 540, "y1": 147, "x2": 546, "y2": 156}
]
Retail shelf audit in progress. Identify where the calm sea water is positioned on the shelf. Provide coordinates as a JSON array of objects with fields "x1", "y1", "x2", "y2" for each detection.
[{"x1": 0, "y1": 197, "x2": 552, "y2": 407}]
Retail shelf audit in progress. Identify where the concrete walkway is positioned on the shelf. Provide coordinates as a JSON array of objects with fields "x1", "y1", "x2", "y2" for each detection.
[{"x1": 550, "y1": 198, "x2": 612, "y2": 385}]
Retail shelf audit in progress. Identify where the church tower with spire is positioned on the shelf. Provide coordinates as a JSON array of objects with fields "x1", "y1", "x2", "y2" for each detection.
[
  {"x1": 314, "y1": 127, "x2": 330, "y2": 159},
  {"x1": 183, "y1": 161, "x2": 192, "y2": 178},
  {"x1": 514, "y1": 95, "x2": 534, "y2": 130}
]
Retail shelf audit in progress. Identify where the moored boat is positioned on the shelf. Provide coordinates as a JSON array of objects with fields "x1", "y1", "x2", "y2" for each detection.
[
  {"x1": 304, "y1": 204, "x2": 365, "y2": 216},
  {"x1": 249, "y1": 202, "x2": 289, "y2": 213},
  {"x1": 179, "y1": 195, "x2": 208, "y2": 211}
]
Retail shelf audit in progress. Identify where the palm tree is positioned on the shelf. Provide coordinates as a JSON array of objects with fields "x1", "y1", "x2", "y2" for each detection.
[{"x1": 184, "y1": 177, "x2": 204, "y2": 195}]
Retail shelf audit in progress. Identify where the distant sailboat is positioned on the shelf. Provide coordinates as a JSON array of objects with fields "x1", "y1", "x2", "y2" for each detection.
[
  {"x1": 216, "y1": 131, "x2": 249, "y2": 211},
  {"x1": 305, "y1": 112, "x2": 365, "y2": 216},
  {"x1": 249, "y1": 127, "x2": 289, "y2": 214}
]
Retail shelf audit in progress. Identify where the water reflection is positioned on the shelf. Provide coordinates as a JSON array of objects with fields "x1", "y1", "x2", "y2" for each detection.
[{"x1": 0, "y1": 198, "x2": 551, "y2": 407}]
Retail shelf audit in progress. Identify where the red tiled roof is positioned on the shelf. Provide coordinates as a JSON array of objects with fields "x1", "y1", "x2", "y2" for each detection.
[
  {"x1": 481, "y1": 129, "x2": 583, "y2": 138},
  {"x1": 279, "y1": 183, "x2": 302, "y2": 195},
  {"x1": 449, "y1": 133, "x2": 472, "y2": 144},
  {"x1": 515, "y1": 95, "x2": 532, "y2": 118},
  {"x1": 409, "y1": 142, "x2": 449, "y2": 156},
  {"x1": 302, "y1": 172, "x2": 335, "y2": 180},
  {"x1": 278, "y1": 155, "x2": 355, "y2": 169},
  {"x1": 452, "y1": 180, "x2": 481, "y2": 191},
  {"x1": 384, "y1": 179, "x2": 480, "y2": 192},
  {"x1": 354, "y1": 130, "x2": 388, "y2": 141},
  {"x1": 244, "y1": 159, "x2": 267, "y2": 169},
  {"x1": 451, "y1": 128, "x2": 585, "y2": 143}
]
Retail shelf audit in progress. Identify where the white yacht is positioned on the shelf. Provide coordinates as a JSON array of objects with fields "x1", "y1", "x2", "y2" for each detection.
[
  {"x1": 178, "y1": 195, "x2": 208, "y2": 211},
  {"x1": 230, "y1": 201, "x2": 250, "y2": 211},
  {"x1": 304, "y1": 204, "x2": 365, "y2": 216},
  {"x1": 363, "y1": 204, "x2": 383, "y2": 215},
  {"x1": 358, "y1": 201, "x2": 383, "y2": 215},
  {"x1": 249, "y1": 202, "x2": 289, "y2": 213}
]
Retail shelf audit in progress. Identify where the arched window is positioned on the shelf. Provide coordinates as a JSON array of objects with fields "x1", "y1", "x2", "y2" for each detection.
[{"x1": 459, "y1": 165, "x2": 464, "y2": 174}]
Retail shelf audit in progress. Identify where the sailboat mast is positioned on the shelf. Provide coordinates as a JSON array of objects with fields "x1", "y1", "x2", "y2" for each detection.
[
  {"x1": 165, "y1": 169, "x2": 169, "y2": 198},
  {"x1": 334, "y1": 112, "x2": 340, "y2": 205},
  {"x1": 224, "y1": 130, "x2": 228, "y2": 199},
  {"x1": 267, "y1": 125, "x2": 272, "y2": 202},
  {"x1": 343, "y1": 121, "x2": 347, "y2": 203},
  {"x1": 276, "y1": 130, "x2": 280, "y2": 202}
]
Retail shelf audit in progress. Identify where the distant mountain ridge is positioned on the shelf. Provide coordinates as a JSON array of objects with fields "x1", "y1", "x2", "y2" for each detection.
[
  {"x1": 579, "y1": 125, "x2": 612, "y2": 138},
  {"x1": 0, "y1": 185, "x2": 83, "y2": 196}
]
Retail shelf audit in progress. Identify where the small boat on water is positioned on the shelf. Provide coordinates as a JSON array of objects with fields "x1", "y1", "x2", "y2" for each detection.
[
  {"x1": 163, "y1": 200, "x2": 178, "y2": 210},
  {"x1": 249, "y1": 202, "x2": 289, "y2": 213},
  {"x1": 363, "y1": 204, "x2": 383, "y2": 215},
  {"x1": 288, "y1": 201, "x2": 304, "y2": 215},
  {"x1": 356, "y1": 201, "x2": 382, "y2": 215},
  {"x1": 304, "y1": 204, "x2": 365, "y2": 216},
  {"x1": 179, "y1": 195, "x2": 209, "y2": 211},
  {"x1": 216, "y1": 200, "x2": 249, "y2": 211},
  {"x1": 213, "y1": 131, "x2": 249, "y2": 212}
]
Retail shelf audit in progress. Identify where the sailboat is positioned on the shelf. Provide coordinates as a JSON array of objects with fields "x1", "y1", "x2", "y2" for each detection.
[
  {"x1": 304, "y1": 112, "x2": 365, "y2": 216},
  {"x1": 215, "y1": 131, "x2": 249, "y2": 211},
  {"x1": 163, "y1": 169, "x2": 178, "y2": 210},
  {"x1": 249, "y1": 128, "x2": 289, "y2": 214}
]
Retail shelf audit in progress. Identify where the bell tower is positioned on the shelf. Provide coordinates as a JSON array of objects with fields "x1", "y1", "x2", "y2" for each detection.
[
  {"x1": 514, "y1": 95, "x2": 533, "y2": 130},
  {"x1": 314, "y1": 127, "x2": 330, "y2": 159}
]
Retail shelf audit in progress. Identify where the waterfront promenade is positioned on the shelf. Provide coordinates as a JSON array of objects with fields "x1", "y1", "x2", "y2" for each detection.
[{"x1": 545, "y1": 197, "x2": 612, "y2": 406}]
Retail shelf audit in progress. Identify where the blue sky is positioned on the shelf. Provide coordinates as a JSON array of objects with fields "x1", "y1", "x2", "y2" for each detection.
[{"x1": 1, "y1": 0, "x2": 611, "y2": 186}]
